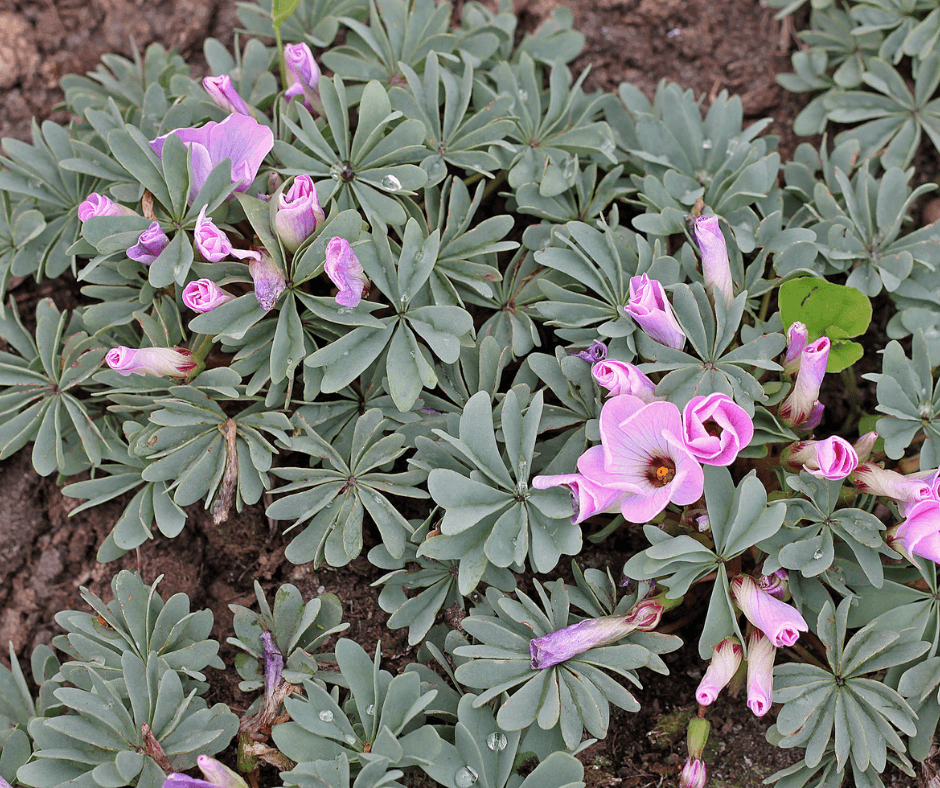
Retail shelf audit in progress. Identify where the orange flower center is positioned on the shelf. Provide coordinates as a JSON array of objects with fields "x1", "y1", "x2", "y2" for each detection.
[{"x1": 648, "y1": 458, "x2": 676, "y2": 486}]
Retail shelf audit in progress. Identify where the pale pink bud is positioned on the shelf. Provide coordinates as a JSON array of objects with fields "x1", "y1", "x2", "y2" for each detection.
[
  {"x1": 531, "y1": 473, "x2": 628, "y2": 524},
  {"x1": 324, "y1": 237, "x2": 368, "y2": 308},
  {"x1": 682, "y1": 392, "x2": 754, "y2": 466},
  {"x1": 194, "y1": 206, "x2": 261, "y2": 263},
  {"x1": 182, "y1": 279, "x2": 234, "y2": 313},
  {"x1": 78, "y1": 193, "x2": 138, "y2": 222},
  {"x1": 731, "y1": 575, "x2": 807, "y2": 647},
  {"x1": 591, "y1": 359, "x2": 658, "y2": 401},
  {"x1": 275, "y1": 175, "x2": 325, "y2": 253},
  {"x1": 679, "y1": 759, "x2": 707, "y2": 788},
  {"x1": 782, "y1": 322, "x2": 809, "y2": 376},
  {"x1": 854, "y1": 432, "x2": 878, "y2": 464},
  {"x1": 623, "y1": 274, "x2": 686, "y2": 349},
  {"x1": 779, "y1": 337, "x2": 830, "y2": 428},
  {"x1": 787, "y1": 436, "x2": 857, "y2": 480},
  {"x1": 196, "y1": 755, "x2": 250, "y2": 788},
  {"x1": 105, "y1": 346, "x2": 196, "y2": 378},
  {"x1": 890, "y1": 500, "x2": 940, "y2": 565},
  {"x1": 248, "y1": 251, "x2": 286, "y2": 312},
  {"x1": 746, "y1": 629, "x2": 776, "y2": 717},
  {"x1": 284, "y1": 43, "x2": 322, "y2": 112},
  {"x1": 695, "y1": 637, "x2": 743, "y2": 705},
  {"x1": 202, "y1": 75, "x2": 251, "y2": 116},
  {"x1": 851, "y1": 463, "x2": 932, "y2": 504},
  {"x1": 693, "y1": 215, "x2": 733, "y2": 309}
]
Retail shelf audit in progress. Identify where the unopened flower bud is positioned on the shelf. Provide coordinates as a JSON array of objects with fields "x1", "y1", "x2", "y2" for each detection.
[
  {"x1": 779, "y1": 337, "x2": 830, "y2": 428},
  {"x1": 784, "y1": 436, "x2": 858, "y2": 480},
  {"x1": 693, "y1": 214, "x2": 733, "y2": 309},
  {"x1": 575, "y1": 339, "x2": 607, "y2": 363},
  {"x1": 592, "y1": 359, "x2": 658, "y2": 401},
  {"x1": 686, "y1": 717, "x2": 711, "y2": 760},
  {"x1": 127, "y1": 221, "x2": 169, "y2": 265},
  {"x1": 746, "y1": 629, "x2": 776, "y2": 717},
  {"x1": 695, "y1": 637, "x2": 743, "y2": 706},
  {"x1": 850, "y1": 463, "x2": 932, "y2": 504},
  {"x1": 197, "y1": 755, "x2": 250, "y2": 788},
  {"x1": 182, "y1": 279, "x2": 234, "y2": 313},
  {"x1": 203, "y1": 75, "x2": 251, "y2": 116},
  {"x1": 106, "y1": 347, "x2": 196, "y2": 378},
  {"x1": 248, "y1": 250, "x2": 286, "y2": 312},
  {"x1": 854, "y1": 432, "x2": 878, "y2": 464},
  {"x1": 679, "y1": 759, "x2": 707, "y2": 788},
  {"x1": 782, "y1": 322, "x2": 809, "y2": 376},
  {"x1": 284, "y1": 43, "x2": 322, "y2": 112},
  {"x1": 194, "y1": 206, "x2": 261, "y2": 263},
  {"x1": 275, "y1": 175, "x2": 325, "y2": 253},
  {"x1": 324, "y1": 237, "x2": 368, "y2": 308},
  {"x1": 624, "y1": 273, "x2": 685, "y2": 349},
  {"x1": 78, "y1": 193, "x2": 138, "y2": 221}
]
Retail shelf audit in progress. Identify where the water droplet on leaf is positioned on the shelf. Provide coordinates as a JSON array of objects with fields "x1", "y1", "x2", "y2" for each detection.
[
  {"x1": 486, "y1": 732, "x2": 508, "y2": 751},
  {"x1": 455, "y1": 766, "x2": 479, "y2": 787},
  {"x1": 319, "y1": 710, "x2": 334, "y2": 722},
  {"x1": 345, "y1": 734, "x2": 357, "y2": 745},
  {"x1": 381, "y1": 174, "x2": 402, "y2": 191},
  {"x1": 517, "y1": 89, "x2": 528, "y2": 102},
  {"x1": 702, "y1": 139, "x2": 713, "y2": 149},
  {"x1": 813, "y1": 550, "x2": 823, "y2": 560},
  {"x1": 366, "y1": 704, "x2": 375, "y2": 716}
]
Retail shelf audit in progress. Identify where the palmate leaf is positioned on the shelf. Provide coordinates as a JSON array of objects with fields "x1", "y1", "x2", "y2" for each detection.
[
  {"x1": 452, "y1": 584, "x2": 679, "y2": 750},
  {"x1": 236, "y1": 0, "x2": 366, "y2": 48},
  {"x1": 267, "y1": 409, "x2": 428, "y2": 567}
]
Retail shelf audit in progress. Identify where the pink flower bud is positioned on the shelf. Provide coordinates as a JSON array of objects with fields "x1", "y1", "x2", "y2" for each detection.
[
  {"x1": 127, "y1": 221, "x2": 169, "y2": 265},
  {"x1": 682, "y1": 392, "x2": 754, "y2": 466},
  {"x1": 782, "y1": 322, "x2": 809, "y2": 376},
  {"x1": 591, "y1": 359, "x2": 658, "y2": 401},
  {"x1": 679, "y1": 759, "x2": 707, "y2": 788},
  {"x1": 889, "y1": 500, "x2": 940, "y2": 565},
  {"x1": 746, "y1": 629, "x2": 776, "y2": 717},
  {"x1": 623, "y1": 274, "x2": 686, "y2": 349},
  {"x1": 248, "y1": 250, "x2": 286, "y2": 311},
  {"x1": 275, "y1": 175, "x2": 325, "y2": 253},
  {"x1": 182, "y1": 279, "x2": 234, "y2": 313},
  {"x1": 787, "y1": 436, "x2": 858, "y2": 480},
  {"x1": 575, "y1": 339, "x2": 607, "y2": 363},
  {"x1": 324, "y1": 237, "x2": 368, "y2": 308},
  {"x1": 105, "y1": 346, "x2": 196, "y2": 378},
  {"x1": 758, "y1": 569, "x2": 788, "y2": 600},
  {"x1": 529, "y1": 614, "x2": 642, "y2": 669},
  {"x1": 695, "y1": 637, "x2": 743, "y2": 705},
  {"x1": 194, "y1": 206, "x2": 260, "y2": 263},
  {"x1": 693, "y1": 215, "x2": 733, "y2": 309},
  {"x1": 851, "y1": 463, "x2": 932, "y2": 504},
  {"x1": 731, "y1": 575, "x2": 807, "y2": 647},
  {"x1": 202, "y1": 75, "x2": 251, "y2": 116},
  {"x1": 854, "y1": 432, "x2": 878, "y2": 464},
  {"x1": 627, "y1": 598, "x2": 664, "y2": 631},
  {"x1": 531, "y1": 472, "x2": 628, "y2": 524},
  {"x1": 779, "y1": 337, "x2": 830, "y2": 428},
  {"x1": 78, "y1": 193, "x2": 138, "y2": 222},
  {"x1": 196, "y1": 755, "x2": 250, "y2": 788},
  {"x1": 284, "y1": 43, "x2": 322, "y2": 112}
]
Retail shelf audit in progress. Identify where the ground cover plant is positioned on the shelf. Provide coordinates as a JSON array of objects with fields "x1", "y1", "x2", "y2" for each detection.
[{"x1": 1, "y1": 0, "x2": 940, "y2": 787}]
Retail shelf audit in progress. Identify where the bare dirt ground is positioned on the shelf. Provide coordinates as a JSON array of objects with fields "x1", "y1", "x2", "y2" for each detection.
[{"x1": 0, "y1": 0, "x2": 919, "y2": 786}]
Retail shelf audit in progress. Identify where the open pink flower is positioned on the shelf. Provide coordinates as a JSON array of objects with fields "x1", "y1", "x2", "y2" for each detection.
[
  {"x1": 786, "y1": 436, "x2": 858, "y2": 480},
  {"x1": 693, "y1": 215, "x2": 733, "y2": 309},
  {"x1": 731, "y1": 575, "x2": 807, "y2": 648},
  {"x1": 889, "y1": 500, "x2": 940, "y2": 564},
  {"x1": 779, "y1": 337, "x2": 830, "y2": 428},
  {"x1": 531, "y1": 473, "x2": 629, "y2": 524},
  {"x1": 682, "y1": 393, "x2": 753, "y2": 466},
  {"x1": 577, "y1": 395, "x2": 704, "y2": 523},
  {"x1": 696, "y1": 637, "x2": 743, "y2": 705},
  {"x1": 591, "y1": 360, "x2": 658, "y2": 402},
  {"x1": 105, "y1": 347, "x2": 195, "y2": 378},
  {"x1": 623, "y1": 274, "x2": 685, "y2": 349},
  {"x1": 325, "y1": 237, "x2": 368, "y2": 308},
  {"x1": 746, "y1": 629, "x2": 776, "y2": 717}
]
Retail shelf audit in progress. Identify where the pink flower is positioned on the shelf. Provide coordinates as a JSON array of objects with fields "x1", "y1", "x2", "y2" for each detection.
[
  {"x1": 248, "y1": 250, "x2": 286, "y2": 311},
  {"x1": 531, "y1": 473, "x2": 629, "y2": 524},
  {"x1": 696, "y1": 637, "x2": 743, "y2": 705},
  {"x1": 182, "y1": 279, "x2": 234, "y2": 313},
  {"x1": 786, "y1": 436, "x2": 858, "y2": 480},
  {"x1": 758, "y1": 569, "x2": 788, "y2": 600},
  {"x1": 194, "y1": 206, "x2": 260, "y2": 263},
  {"x1": 202, "y1": 75, "x2": 251, "y2": 116},
  {"x1": 851, "y1": 463, "x2": 932, "y2": 504},
  {"x1": 150, "y1": 114, "x2": 274, "y2": 203},
  {"x1": 623, "y1": 274, "x2": 685, "y2": 349},
  {"x1": 746, "y1": 629, "x2": 776, "y2": 717},
  {"x1": 577, "y1": 395, "x2": 704, "y2": 523},
  {"x1": 682, "y1": 393, "x2": 753, "y2": 466},
  {"x1": 576, "y1": 339, "x2": 607, "y2": 363},
  {"x1": 195, "y1": 755, "x2": 250, "y2": 788},
  {"x1": 105, "y1": 347, "x2": 196, "y2": 378},
  {"x1": 284, "y1": 43, "x2": 322, "y2": 112},
  {"x1": 78, "y1": 193, "x2": 138, "y2": 222},
  {"x1": 693, "y1": 215, "x2": 733, "y2": 309},
  {"x1": 324, "y1": 237, "x2": 368, "y2": 308},
  {"x1": 679, "y1": 759, "x2": 707, "y2": 788},
  {"x1": 731, "y1": 575, "x2": 807, "y2": 648},
  {"x1": 275, "y1": 175, "x2": 325, "y2": 253},
  {"x1": 889, "y1": 500, "x2": 940, "y2": 564},
  {"x1": 779, "y1": 337, "x2": 830, "y2": 428},
  {"x1": 782, "y1": 322, "x2": 809, "y2": 376},
  {"x1": 127, "y1": 222, "x2": 169, "y2": 265},
  {"x1": 591, "y1": 360, "x2": 658, "y2": 402},
  {"x1": 853, "y1": 432, "x2": 878, "y2": 464}
]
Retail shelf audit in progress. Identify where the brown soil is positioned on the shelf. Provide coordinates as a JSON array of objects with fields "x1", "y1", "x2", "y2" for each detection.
[{"x1": 0, "y1": 1, "x2": 923, "y2": 787}]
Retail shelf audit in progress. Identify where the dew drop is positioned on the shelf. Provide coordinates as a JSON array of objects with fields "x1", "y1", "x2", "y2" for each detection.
[
  {"x1": 813, "y1": 550, "x2": 823, "y2": 560},
  {"x1": 410, "y1": 351, "x2": 416, "y2": 358},
  {"x1": 342, "y1": 351, "x2": 349, "y2": 357},
  {"x1": 455, "y1": 766, "x2": 479, "y2": 787},
  {"x1": 366, "y1": 704, "x2": 375, "y2": 716},
  {"x1": 702, "y1": 139, "x2": 713, "y2": 149},
  {"x1": 344, "y1": 734, "x2": 357, "y2": 745},
  {"x1": 563, "y1": 156, "x2": 577, "y2": 179},
  {"x1": 337, "y1": 307, "x2": 351, "y2": 315},
  {"x1": 599, "y1": 138, "x2": 616, "y2": 158},
  {"x1": 381, "y1": 174, "x2": 402, "y2": 191},
  {"x1": 319, "y1": 710, "x2": 334, "y2": 722},
  {"x1": 486, "y1": 731, "x2": 508, "y2": 751},
  {"x1": 517, "y1": 89, "x2": 528, "y2": 102}
]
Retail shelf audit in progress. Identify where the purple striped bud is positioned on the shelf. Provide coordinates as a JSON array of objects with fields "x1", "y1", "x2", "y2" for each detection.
[
  {"x1": 782, "y1": 322, "x2": 809, "y2": 376},
  {"x1": 106, "y1": 347, "x2": 196, "y2": 378},
  {"x1": 248, "y1": 250, "x2": 286, "y2": 311},
  {"x1": 695, "y1": 637, "x2": 743, "y2": 705},
  {"x1": 575, "y1": 339, "x2": 607, "y2": 363},
  {"x1": 284, "y1": 43, "x2": 322, "y2": 112},
  {"x1": 679, "y1": 759, "x2": 707, "y2": 788},
  {"x1": 275, "y1": 175, "x2": 325, "y2": 253},
  {"x1": 624, "y1": 274, "x2": 685, "y2": 349},
  {"x1": 785, "y1": 436, "x2": 858, "y2": 480},
  {"x1": 592, "y1": 360, "x2": 658, "y2": 402},
  {"x1": 731, "y1": 575, "x2": 807, "y2": 648},
  {"x1": 325, "y1": 237, "x2": 368, "y2": 308},
  {"x1": 851, "y1": 463, "x2": 932, "y2": 504},
  {"x1": 127, "y1": 221, "x2": 169, "y2": 265},
  {"x1": 194, "y1": 206, "x2": 260, "y2": 263},
  {"x1": 693, "y1": 215, "x2": 733, "y2": 309},
  {"x1": 182, "y1": 279, "x2": 234, "y2": 313},
  {"x1": 746, "y1": 629, "x2": 776, "y2": 717},
  {"x1": 203, "y1": 75, "x2": 251, "y2": 116},
  {"x1": 196, "y1": 756, "x2": 250, "y2": 788},
  {"x1": 78, "y1": 193, "x2": 138, "y2": 222},
  {"x1": 779, "y1": 337, "x2": 829, "y2": 428}
]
